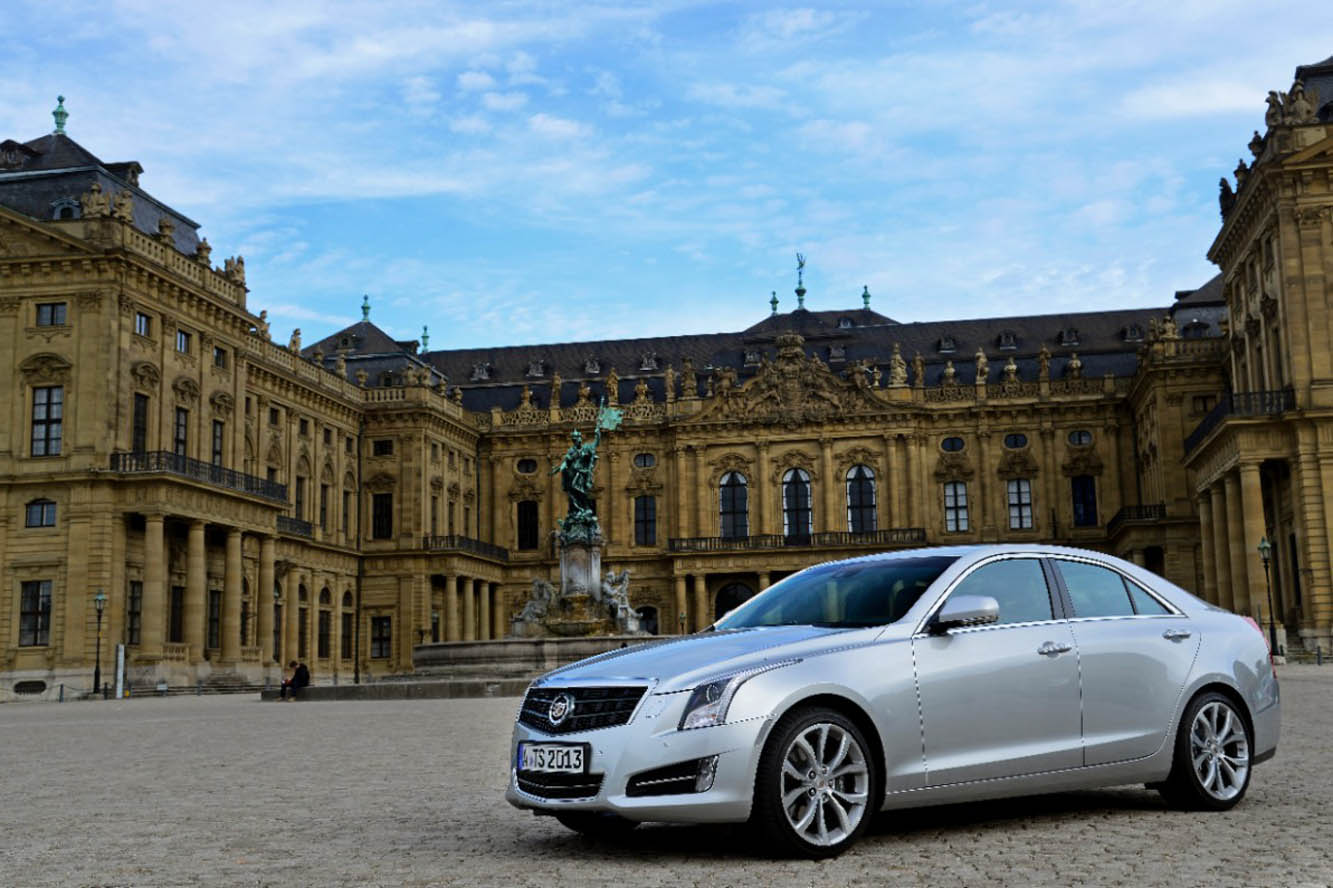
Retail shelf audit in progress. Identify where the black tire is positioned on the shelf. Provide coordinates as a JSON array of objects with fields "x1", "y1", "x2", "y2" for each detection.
[
  {"x1": 1158, "y1": 691, "x2": 1253, "y2": 811},
  {"x1": 750, "y1": 706, "x2": 878, "y2": 859},
  {"x1": 554, "y1": 811, "x2": 639, "y2": 837}
]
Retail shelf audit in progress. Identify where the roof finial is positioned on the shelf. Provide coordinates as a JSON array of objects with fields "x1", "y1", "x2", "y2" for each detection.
[
  {"x1": 769, "y1": 290, "x2": 779, "y2": 315},
  {"x1": 862, "y1": 285, "x2": 871, "y2": 309},
  {"x1": 52, "y1": 96, "x2": 68, "y2": 135},
  {"x1": 421, "y1": 324, "x2": 429, "y2": 352},
  {"x1": 361, "y1": 294, "x2": 370, "y2": 321},
  {"x1": 795, "y1": 252, "x2": 806, "y2": 309}
]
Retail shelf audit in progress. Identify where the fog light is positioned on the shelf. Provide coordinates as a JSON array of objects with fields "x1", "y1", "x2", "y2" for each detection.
[{"x1": 695, "y1": 755, "x2": 719, "y2": 793}]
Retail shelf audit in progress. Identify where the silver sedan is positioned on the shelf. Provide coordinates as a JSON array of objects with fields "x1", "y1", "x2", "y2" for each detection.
[{"x1": 504, "y1": 545, "x2": 1280, "y2": 857}]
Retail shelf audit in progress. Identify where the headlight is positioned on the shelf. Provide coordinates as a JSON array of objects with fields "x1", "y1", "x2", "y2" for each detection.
[{"x1": 678, "y1": 660, "x2": 800, "y2": 731}]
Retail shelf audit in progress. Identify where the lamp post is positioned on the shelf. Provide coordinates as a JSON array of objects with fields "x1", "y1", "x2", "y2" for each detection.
[
  {"x1": 92, "y1": 589, "x2": 107, "y2": 697},
  {"x1": 1258, "y1": 536, "x2": 1278, "y2": 655},
  {"x1": 273, "y1": 585, "x2": 282, "y2": 664}
]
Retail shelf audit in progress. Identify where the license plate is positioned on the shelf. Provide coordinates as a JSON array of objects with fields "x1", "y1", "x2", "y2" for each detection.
[{"x1": 518, "y1": 743, "x2": 586, "y2": 774}]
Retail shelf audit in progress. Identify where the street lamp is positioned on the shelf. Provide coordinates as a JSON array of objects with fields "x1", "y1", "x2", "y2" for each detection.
[
  {"x1": 1258, "y1": 536, "x2": 1278, "y2": 655},
  {"x1": 273, "y1": 585, "x2": 282, "y2": 664},
  {"x1": 92, "y1": 589, "x2": 107, "y2": 697}
]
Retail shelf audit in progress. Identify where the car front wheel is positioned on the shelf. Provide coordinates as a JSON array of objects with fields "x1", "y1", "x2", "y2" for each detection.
[
  {"x1": 1159, "y1": 691, "x2": 1252, "y2": 810},
  {"x1": 751, "y1": 707, "x2": 876, "y2": 858}
]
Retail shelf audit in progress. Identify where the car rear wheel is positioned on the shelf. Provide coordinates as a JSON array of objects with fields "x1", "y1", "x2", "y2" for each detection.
[
  {"x1": 1159, "y1": 691, "x2": 1252, "y2": 810},
  {"x1": 751, "y1": 707, "x2": 876, "y2": 858},
  {"x1": 553, "y1": 811, "x2": 638, "y2": 837}
]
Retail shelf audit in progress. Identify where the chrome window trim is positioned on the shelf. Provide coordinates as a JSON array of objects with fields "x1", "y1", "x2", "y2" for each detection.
[
  {"x1": 912, "y1": 552, "x2": 1060, "y2": 636},
  {"x1": 1047, "y1": 553, "x2": 1184, "y2": 617}
]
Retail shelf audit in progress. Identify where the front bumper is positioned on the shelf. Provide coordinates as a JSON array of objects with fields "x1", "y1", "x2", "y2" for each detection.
[{"x1": 504, "y1": 691, "x2": 769, "y2": 824}]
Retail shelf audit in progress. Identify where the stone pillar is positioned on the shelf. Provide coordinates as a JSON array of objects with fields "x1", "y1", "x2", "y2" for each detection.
[
  {"x1": 1294, "y1": 444, "x2": 1333, "y2": 649},
  {"x1": 223, "y1": 530, "x2": 242, "y2": 662},
  {"x1": 1239, "y1": 462, "x2": 1273, "y2": 626},
  {"x1": 258, "y1": 536, "x2": 275, "y2": 664},
  {"x1": 905, "y1": 435, "x2": 920, "y2": 528},
  {"x1": 693, "y1": 575, "x2": 709, "y2": 631},
  {"x1": 462, "y1": 576, "x2": 476, "y2": 641},
  {"x1": 445, "y1": 574, "x2": 460, "y2": 641},
  {"x1": 491, "y1": 583, "x2": 506, "y2": 639},
  {"x1": 880, "y1": 433, "x2": 896, "y2": 529},
  {"x1": 820, "y1": 438, "x2": 836, "y2": 531},
  {"x1": 478, "y1": 579, "x2": 491, "y2": 641},
  {"x1": 758, "y1": 571, "x2": 771, "y2": 591},
  {"x1": 1197, "y1": 492, "x2": 1218, "y2": 605},
  {"x1": 693, "y1": 447, "x2": 707, "y2": 538},
  {"x1": 674, "y1": 574, "x2": 687, "y2": 635},
  {"x1": 756, "y1": 444, "x2": 770, "y2": 535},
  {"x1": 141, "y1": 514, "x2": 166, "y2": 658},
  {"x1": 185, "y1": 521, "x2": 206, "y2": 657},
  {"x1": 1210, "y1": 480, "x2": 1233, "y2": 612},
  {"x1": 1225, "y1": 472, "x2": 1250, "y2": 616},
  {"x1": 285, "y1": 575, "x2": 300, "y2": 665}
]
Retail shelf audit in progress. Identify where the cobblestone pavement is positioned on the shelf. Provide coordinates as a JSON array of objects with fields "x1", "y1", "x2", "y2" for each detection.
[{"x1": 2, "y1": 666, "x2": 1330, "y2": 888}]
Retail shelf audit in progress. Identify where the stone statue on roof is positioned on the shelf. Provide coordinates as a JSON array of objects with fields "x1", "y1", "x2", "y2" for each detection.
[
  {"x1": 975, "y1": 347, "x2": 989, "y2": 382},
  {"x1": 79, "y1": 182, "x2": 109, "y2": 217}
]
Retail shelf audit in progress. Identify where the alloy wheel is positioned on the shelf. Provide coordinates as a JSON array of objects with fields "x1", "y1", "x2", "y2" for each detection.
[
  {"x1": 1189, "y1": 699, "x2": 1250, "y2": 801},
  {"x1": 778, "y1": 721, "x2": 870, "y2": 847}
]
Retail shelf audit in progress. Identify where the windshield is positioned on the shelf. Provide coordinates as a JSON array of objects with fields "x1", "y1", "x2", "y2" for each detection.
[{"x1": 714, "y1": 556, "x2": 958, "y2": 630}]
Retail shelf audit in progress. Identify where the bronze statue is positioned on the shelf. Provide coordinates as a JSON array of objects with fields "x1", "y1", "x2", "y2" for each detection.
[{"x1": 551, "y1": 400, "x2": 622, "y2": 542}]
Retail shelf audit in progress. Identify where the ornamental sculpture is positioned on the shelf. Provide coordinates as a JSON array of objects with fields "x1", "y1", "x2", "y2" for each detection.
[{"x1": 551, "y1": 400, "x2": 623, "y2": 544}]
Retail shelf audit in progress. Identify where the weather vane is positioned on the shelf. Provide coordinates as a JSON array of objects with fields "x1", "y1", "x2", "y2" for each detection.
[{"x1": 795, "y1": 252, "x2": 805, "y2": 288}]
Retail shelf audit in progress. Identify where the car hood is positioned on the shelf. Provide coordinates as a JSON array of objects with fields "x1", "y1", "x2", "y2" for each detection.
[{"x1": 534, "y1": 625, "x2": 856, "y2": 694}]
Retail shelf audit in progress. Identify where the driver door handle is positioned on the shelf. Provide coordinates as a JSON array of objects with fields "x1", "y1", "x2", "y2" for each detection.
[
  {"x1": 1162, "y1": 629, "x2": 1192, "y2": 641},
  {"x1": 1037, "y1": 641, "x2": 1072, "y2": 656}
]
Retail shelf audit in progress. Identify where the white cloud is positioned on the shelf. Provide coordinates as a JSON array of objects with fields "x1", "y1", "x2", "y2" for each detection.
[
  {"x1": 685, "y1": 81, "x2": 787, "y2": 110},
  {"x1": 457, "y1": 70, "x2": 497, "y2": 91},
  {"x1": 401, "y1": 75, "x2": 441, "y2": 109},
  {"x1": 528, "y1": 113, "x2": 588, "y2": 139},
  {"x1": 449, "y1": 114, "x2": 492, "y2": 134},
  {"x1": 481, "y1": 90, "x2": 528, "y2": 111}
]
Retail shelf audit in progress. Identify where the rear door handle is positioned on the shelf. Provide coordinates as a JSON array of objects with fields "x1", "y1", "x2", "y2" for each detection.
[
  {"x1": 1163, "y1": 629, "x2": 1192, "y2": 641},
  {"x1": 1037, "y1": 641, "x2": 1072, "y2": 656}
]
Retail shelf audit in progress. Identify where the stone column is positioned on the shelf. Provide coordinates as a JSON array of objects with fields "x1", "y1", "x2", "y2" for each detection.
[
  {"x1": 1210, "y1": 480, "x2": 1233, "y2": 612},
  {"x1": 285, "y1": 575, "x2": 300, "y2": 665},
  {"x1": 693, "y1": 575, "x2": 710, "y2": 631},
  {"x1": 1197, "y1": 492, "x2": 1218, "y2": 605},
  {"x1": 462, "y1": 576, "x2": 476, "y2": 641},
  {"x1": 141, "y1": 514, "x2": 166, "y2": 658},
  {"x1": 258, "y1": 536, "x2": 275, "y2": 664},
  {"x1": 880, "y1": 433, "x2": 896, "y2": 529},
  {"x1": 819, "y1": 438, "x2": 836, "y2": 531},
  {"x1": 478, "y1": 579, "x2": 491, "y2": 641},
  {"x1": 905, "y1": 435, "x2": 920, "y2": 528},
  {"x1": 1225, "y1": 472, "x2": 1250, "y2": 616},
  {"x1": 491, "y1": 583, "x2": 506, "y2": 639},
  {"x1": 758, "y1": 571, "x2": 771, "y2": 591},
  {"x1": 1239, "y1": 462, "x2": 1271, "y2": 625},
  {"x1": 756, "y1": 444, "x2": 770, "y2": 535},
  {"x1": 674, "y1": 574, "x2": 687, "y2": 635},
  {"x1": 445, "y1": 574, "x2": 460, "y2": 641},
  {"x1": 223, "y1": 530, "x2": 242, "y2": 662},
  {"x1": 693, "y1": 447, "x2": 707, "y2": 538},
  {"x1": 185, "y1": 521, "x2": 206, "y2": 657},
  {"x1": 1294, "y1": 443, "x2": 1333, "y2": 649}
]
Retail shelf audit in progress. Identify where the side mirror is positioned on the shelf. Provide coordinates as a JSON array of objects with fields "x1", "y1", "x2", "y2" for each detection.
[{"x1": 932, "y1": 595, "x2": 999, "y2": 633}]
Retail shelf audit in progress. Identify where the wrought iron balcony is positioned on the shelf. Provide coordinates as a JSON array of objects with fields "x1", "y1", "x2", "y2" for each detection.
[
  {"x1": 422, "y1": 535, "x2": 510, "y2": 561},
  {"x1": 1107, "y1": 504, "x2": 1167, "y2": 536},
  {"x1": 1184, "y1": 388, "x2": 1295, "y2": 454},
  {"x1": 668, "y1": 528, "x2": 927, "y2": 553},
  {"x1": 110, "y1": 451, "x2": 288, "y2": 503},
  {"x1": 277, "y1": 515, "x2": 313, "y2": 537}
]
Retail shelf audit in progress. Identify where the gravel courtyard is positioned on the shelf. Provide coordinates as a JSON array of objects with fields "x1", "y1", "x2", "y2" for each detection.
[{"x1": 2, "y1": 666, "x2": 1330, "y2": 888}]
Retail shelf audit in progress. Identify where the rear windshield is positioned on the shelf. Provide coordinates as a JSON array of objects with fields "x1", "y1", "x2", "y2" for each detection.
[{"x1": 714, "y1": 556, "x2": 958, "y2": 630}]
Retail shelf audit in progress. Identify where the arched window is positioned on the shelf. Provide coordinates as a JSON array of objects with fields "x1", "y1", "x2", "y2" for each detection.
[
  {"x1": 298, "y1": 584, "x2": 308, "y2": 602},
  {"x1": 716, "y1": 582, "x2": 755, "y2": 619},
  {"x1": 720, "y1": 472, "x2": 748, "y2": 539},
  {"x1": 516, "y1": 500, "x2": 539, "y2": 550},
  {"x1": 319, "y1": 587, "x2": 332, "y2": 606},
  {"x1": 635, "y1": 606, "x2": 659, "y2": 635},
  {"x1": 782, "y1": 468, "x2": 812, "y2": 540},
  {"x1": 342, "y1": 590, "x2": 353, "y2": 608},
  {"x1": 1072, "y1": 475, "x2": 1098, "y2": 527},
  {"x1": 846, "y1": 466, "x2": 876, "y2": 533}
]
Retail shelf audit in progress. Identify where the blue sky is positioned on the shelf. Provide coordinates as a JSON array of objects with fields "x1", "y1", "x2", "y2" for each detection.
[{"x1": 3, "y1": 2, "x2": 1331, "y2": 348}]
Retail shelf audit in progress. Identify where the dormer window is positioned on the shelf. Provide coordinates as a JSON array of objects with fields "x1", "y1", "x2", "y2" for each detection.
[
  {"x1": 584, "y1": 357, "x2": 601, "y2": 375},
  {"x1": 470, "y1": 362, "x2": 491, "y2": 382},
  {"x1": 525, "y1": 360, "x2": 545, "y2": 378},
  {"x1": 1182, "y1": 321, "x2": 1210, "y2": 339},
  {"x1": 937, "y1": 336, "x2": 956, "y2": 354},
  {"x1": 1059, "y1": 327, "x2": 1080, "y2": 347},
  {"x1": 744, "y1": 348, "x2": 761, "y2": 365},
  {"x1": 50, "y1": 197, "x2": 80, "y2": 220},
  {"x1": 1123, "y1": 324, "x2": 1144, "y2": 342},
  {"x1": 996, "y1": 331, "x2": 1018, "y2": 351},
  {"x1": 639, "y1": 353, "x2": 659, "y2": 371},
  {"x1": 838, "y1": 317, "x2": 854, "y2": 329},
  {"x1": 827, "y1": 345, "x2": 846, "y2": 362},
  {"x1": 339, "y1": 336, "x2": 352, "y2": 349}
]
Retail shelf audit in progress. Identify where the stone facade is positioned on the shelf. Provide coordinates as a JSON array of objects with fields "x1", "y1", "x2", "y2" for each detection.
[{"x1": 3, "y1": 60, "x2": 1332, "y2": 699}]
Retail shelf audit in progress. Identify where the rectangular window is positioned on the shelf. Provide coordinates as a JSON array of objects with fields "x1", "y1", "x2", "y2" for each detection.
[
  {"x1": 267, "y1": 467, "x2": 278, "y2": 483},
  {"x1": 294, "y1": 477, "x2": 306, "y2": 520},
  {"x1": 370, "y1": 616, "x2": 391, "y2": 658},
  {"x1": 212, "y1": 346, "x2": 227, "y2": 369},
  {"x1": 25, "y1": 499, "x2": 56, "y2": 527},
  {"x1": 448, "y1": 501, "x2": 456, "y2": 535},
  {"x1": 320, "y1": 485, "x2": 329, "y2": 531},
  {"x1": 31, "y1": 385, "x2": 63, "y2": 456},
  {"x1": 173, "y1": 407, "x2": 189, "y2": 457},
  {"x1": 169, "y1": 586, "x2": 185, "y2": 643},
  {"x1": 134, "y1": 312, "x2": 152, "y2": 337},
  {"x1": 318, "y1": 610, "x2": 331, "y2": 659},
  {"x1": 240, "y1": 600, "x2": 250, "y2": 646},
  {"x1": 634, "y1": 495, "x2": 657, "y2": 546},
  {"x1": 944, "y1": 481, "x2": 969, "y2": 533},
  {"x1": 273, "y1": 604, "x2": 283, "y2": 663},
  {"x1": 343, "y1": 490, "x2": 353, "y2": 537},
  {"x1": 211, "y1": 420, "x2": 225, "y2": 466},
  {"x1": 19, "y1": 580, "x2": 52, "y2": 646},
  {"x1": 132, "y1": 393, "x2": 149, "y2": 452},
  {"x1": 207, "y1": 590, "x2": 222, "y2": 649},
  {"x1": 1072, "y1": 476, "x2": 1098, "y2": 527},
  {"x1": 341, "y1": 612, "x2": 354, "y2": 659},
  {"x1": 1007, "y1": 479, "x2": 1034, "y2": 530},
  {"x1": 516, "y1": 500, "x2": 539, "y2": 550},
  {"x1": 323, "y1": 428, "x2": 332, "y2": 446},
  {"x1": 245, "y1": 396, "x2": 252, "y2": 416},
  {"x1": 430, "y1": 495, "x2": 438, "y2": 536},
  {"x1": 36, "y1": 302, "x2": 67, "y2": 326},
  {"x1": 299, "y1": 418, "x2": 309, "y2": 437},
  {"x1": 127, "y1": 581, "x2": 142, "y2": 645},
  {"x1": 372, "y1": 439, "x2": 394, "y2": 456},
  {"x1": 176, "y1": 329, "x2": 191, "y2": 354},
  {"x1": 346, "y1": 435, "x2": 354, "y2": 454},
  {"x1": 431, "y1": 442, "x2": 439, "y2": 461},
  {"x1": 372, "y1": 493, "x2": 393, "y2": 539},
  {"x1": 463, "y1": 506, "x2": 471, "y2": 536},
  {"x1": 298, "y1": 607, "x2": 309, "y2": 658},
  {"x1": 269, "y1": 406, "x2": 280, "y2": 426}
]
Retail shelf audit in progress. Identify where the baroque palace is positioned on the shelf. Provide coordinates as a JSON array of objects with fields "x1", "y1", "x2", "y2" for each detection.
[{"x1": 2, "y1": 56, "x2": 1332, "y2": 699}]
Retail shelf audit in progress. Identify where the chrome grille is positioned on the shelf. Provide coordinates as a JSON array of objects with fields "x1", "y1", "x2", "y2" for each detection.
[
  {"x1": 519, "y1": 685, "x2": 647, "y2": 734},
  {"x1": 516, "y1": 771, "x2": 604, "y2": 800}
]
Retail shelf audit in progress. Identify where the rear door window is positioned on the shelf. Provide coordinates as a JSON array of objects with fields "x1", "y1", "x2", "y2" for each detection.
[
  {"x1": 947, "y1": 558, "x2": 1053, "y2": 625},
  {"x1": 1055, "y1": 559, "x2": 1135, "y2": 618},
  {"x1": 1126, "y1": 580, "x2": 1170, "y2": 615}
]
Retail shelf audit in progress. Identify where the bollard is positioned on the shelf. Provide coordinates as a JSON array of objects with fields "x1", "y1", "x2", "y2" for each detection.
[
  {"x1": 196, "y1": 681, "x2": 203, "y2": 696},
  {"x1": 59, "y1": 684, "x2": 64, "y2": 702},
  {"x1": 102, "y1": 682, "x2": 109, "y2": 700},
  {"x1": 1318, "y1": 645, "x2": 1323, "y2": 666}
]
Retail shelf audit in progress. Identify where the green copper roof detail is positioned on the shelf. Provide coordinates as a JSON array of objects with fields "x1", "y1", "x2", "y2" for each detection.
[
  {"x1": 361, "y1": 294, "x2": 370, "y2": 321},
  {"x1": 52, "y1": 96, "x2": 68, "y2": 135},
  {"x1": 795, "y1": 252, "x2": 807, "y2": 308},
  {"x1": 421, "y1": 325, "x2": 429, "y2": 351},
  {"x1": 862, "y1": 285, "x2": 871, "y2": 309},
  {"x1": 769, "y1": 291, "x2": 779, "y2": 315}
]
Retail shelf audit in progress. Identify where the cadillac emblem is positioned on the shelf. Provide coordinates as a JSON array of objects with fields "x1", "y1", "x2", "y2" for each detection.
[{"x1": 548, "y1": 693, "x2": 574, "y2": 726}]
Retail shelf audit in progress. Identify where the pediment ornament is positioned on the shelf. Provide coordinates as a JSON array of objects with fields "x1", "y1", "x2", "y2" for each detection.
[
  {"x1": 1062, "y1": 447, "x2": 1104, "y2": 477},
  {"x1": 835, "y1": 446, "x2": 881, "y2": 479},
  {"x1": 130, "y1": 361, "x2": 160, "y2": 391},
  {"x1": 209, "y1": 390, "x2": 234, "y2": 417},
  {"x1": 934, "y1": 451, "x2": 974, "y2": 482},
  {"x1": 771, "y1": 449, "x2": 819, "y2": 484},
  {"x1": 996, "y1": 449, "x2": 1040, "y2": 480},
  {"x1": 707, "y1": 451, "x2": 753, "y2": 485},
  {"x1": 172, "y1": 376, "x2": 199, "y2": 403},
  {"x1": 365, "y1": 472, "x2": 397, "y2": 492},
  {"x1": 20, "y1": 352, "x2": 73, "y2": 384}
]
